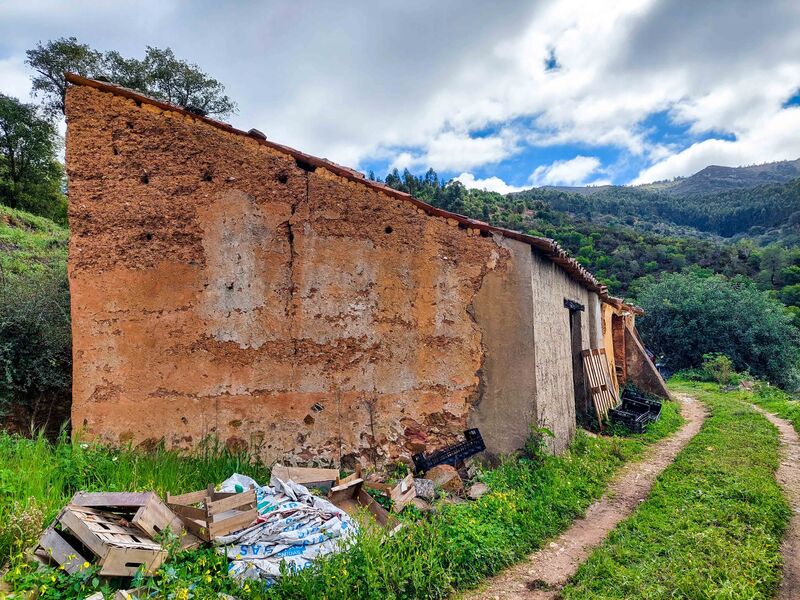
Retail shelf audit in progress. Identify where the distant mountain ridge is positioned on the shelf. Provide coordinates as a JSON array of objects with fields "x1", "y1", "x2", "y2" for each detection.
[
  {"x1": 543, "y1": 157, "x2": 800, "y2": 197},
  {"x1": 645, "y1": 158, "x2": 800, "y2": 196},
  {"x1": 514, "y1": 159, "x2": 800, "y2": 245}
]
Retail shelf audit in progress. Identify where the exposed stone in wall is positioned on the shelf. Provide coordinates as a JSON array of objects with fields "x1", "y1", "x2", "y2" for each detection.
[{"x1": 67, "y1": 85, "x2": 506, "y2": 467}]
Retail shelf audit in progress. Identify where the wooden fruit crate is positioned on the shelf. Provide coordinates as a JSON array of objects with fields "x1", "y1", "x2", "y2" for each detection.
[
  {"x1": 328, "y1": 477, "x2": 402, "y2": 534},
  {"x1": 167, "y1": 485, "x2": 257, "y2": 542},
  {"x1": 38, "y1": 505, "x2": 166, "y2": 577},
  {"x1": 364, "y1": 473, "x2": 416, "y2": 513}
]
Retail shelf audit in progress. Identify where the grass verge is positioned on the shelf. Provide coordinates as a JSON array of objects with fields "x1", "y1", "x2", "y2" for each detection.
[
  {"x1": 561, "y1": 381, "x2": 791, "y2": 599},
  {"x1": 750, "y1": 381, "x2": 800, "y2": 433},
  {"x1": 1, "y1": 402, "x2": 682, "y2": 599}
]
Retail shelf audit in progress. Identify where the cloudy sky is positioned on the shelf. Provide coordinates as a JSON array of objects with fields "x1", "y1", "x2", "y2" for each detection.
[{"x1": 2, "y1": 0, "x2": 800, "y2": 192}]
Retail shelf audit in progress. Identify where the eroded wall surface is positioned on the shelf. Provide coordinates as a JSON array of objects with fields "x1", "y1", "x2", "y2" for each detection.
[
  {"x1": 468, "y1": 237, "x2": 536, "y2": 456},
  {"x1": 530, "y1": 256, "x2": 598, "y2": 453},
  {"x1": 66, "y1": 85, "x2": 507, "y2": 466}
]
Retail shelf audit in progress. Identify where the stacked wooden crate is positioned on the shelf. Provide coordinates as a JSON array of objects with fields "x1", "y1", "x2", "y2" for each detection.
[{"x1": 32, "y1": 492, "x2": 189, "y2": 577}]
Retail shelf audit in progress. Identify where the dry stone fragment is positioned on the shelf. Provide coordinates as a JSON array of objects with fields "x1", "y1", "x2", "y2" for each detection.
[
  {"x1": 467, "y1": 482, "x2": 489, "y2": 500},
  {"x1": 413, "y1": 477, "x2": 435, "y2": 501},
  {"x1": 424, "y1": 464, "x2": 463, "y2": 494}
]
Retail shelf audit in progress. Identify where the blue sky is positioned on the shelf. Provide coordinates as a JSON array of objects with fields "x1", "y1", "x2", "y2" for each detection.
[{"x1": 2, "y1": 1, "x2": 800, "y2": 193}]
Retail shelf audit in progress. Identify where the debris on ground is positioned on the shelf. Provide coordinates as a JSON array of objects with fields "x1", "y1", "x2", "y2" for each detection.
[
  {"x1": 466, "y1": 482, "x2": 489, "y2": 500},
  {"x1": 214, "y1": 473, "x2": 357, "y2": 583},
  {"x1": 411, "y1": 428, "x2": 486, "y2": 474},
  {"x1": 167, "y1": 484, "x2": 259, "y2": 542},
  {"x1": 413, "y1": 477, "x2": 436, "y2": 501},
  {"x1": 270, "y1": 464, "x2": 339, "y2": 492},
  {"x1": 25, "y1": 448, "x2": 494, "y2": 595},
  {"x1": 424, "y1": 464, "x2": 464, "y2": 494}
]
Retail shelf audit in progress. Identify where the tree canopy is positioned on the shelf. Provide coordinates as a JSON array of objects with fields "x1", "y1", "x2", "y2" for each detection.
[
  {"x1": 635, "y1": 272, "x2": 800, "y2": 389},
  {"x1": 26, "y1": 37, "x2": 237, "y2": 117},
  {"x1": 0, "y1": 94, "x2": 66, "y2": 223}
]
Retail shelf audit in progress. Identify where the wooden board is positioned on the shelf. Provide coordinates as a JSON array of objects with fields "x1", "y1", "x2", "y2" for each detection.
[
  {"x1": 71, "y1": 492, "x2": 155, "y2": 508},
  {"x1": 365, "y1": 473, "x2": 416, "y2": 513},
  {"x1": 132, "y1": 494, "x2": 184, "y2": 537},
  {"x1": 38, "y1": 527, "x2": 88, "y2": 574},
  {"x1": 582, "y1": 348, "x2": 620, "y2": 428},
  {"x1": 271, "y1": 465, "x2": 339, "y2": 487}
]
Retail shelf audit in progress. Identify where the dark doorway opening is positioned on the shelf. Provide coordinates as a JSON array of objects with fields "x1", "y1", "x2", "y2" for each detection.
[{"x1": 565, "y1": 298, "x2": 590, "y2": 427}]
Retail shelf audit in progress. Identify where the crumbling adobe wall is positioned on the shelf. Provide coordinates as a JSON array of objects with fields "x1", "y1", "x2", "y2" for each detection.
[{"x1": 66, "y1": 84, "x2": 506, "y2": 467}]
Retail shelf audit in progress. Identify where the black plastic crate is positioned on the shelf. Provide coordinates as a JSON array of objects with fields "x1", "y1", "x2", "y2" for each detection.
[{"x1": 412, "y1": 428, "x2": 486, "y2": 474}]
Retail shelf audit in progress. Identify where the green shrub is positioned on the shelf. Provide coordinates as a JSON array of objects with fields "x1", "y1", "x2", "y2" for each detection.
[
  {"x1": 636, "y1": 272, "x2": 800, "y2": 389},
  {"x1": 0, "y1": 267, "x2": 71, "y2": 421},
  {"x1": 701, "y1": 352, "x2": 734, "y2": 385}
]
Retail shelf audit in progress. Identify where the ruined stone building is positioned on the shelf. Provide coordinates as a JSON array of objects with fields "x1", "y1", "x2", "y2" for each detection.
[{"x1": 65, "y1": 74, "x2": 666, "y2": 467}]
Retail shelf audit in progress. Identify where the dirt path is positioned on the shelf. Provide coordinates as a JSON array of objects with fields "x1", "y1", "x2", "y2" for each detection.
[
  {"x1": 462, "y1": 393, "x2": 707, "y2": 600},
  {"x1": 751, "y1": 406, "x2": 800, "y2": 599}
]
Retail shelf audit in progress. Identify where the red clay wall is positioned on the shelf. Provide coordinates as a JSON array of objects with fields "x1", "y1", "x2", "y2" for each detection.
[{"x1": 65, "y1": 85, "x2": 508, "y2": 467}]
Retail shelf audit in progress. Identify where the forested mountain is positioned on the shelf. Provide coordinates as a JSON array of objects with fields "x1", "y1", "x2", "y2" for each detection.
[
  {"x1": 514, "y1": 178, "x2": 800, "y2": 243},
  {"x1": 549, "y1": 158, "x2": 800, "y2": 197},
  {"x1": 372, "y1": 165, "x2": 800, "y2": 325}
]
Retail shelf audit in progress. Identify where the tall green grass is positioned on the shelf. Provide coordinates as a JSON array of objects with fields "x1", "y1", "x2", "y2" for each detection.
[
  {"x1": 562, "y1": 381, "x2": 791, "y2": 599},
  {"x1": 0, "y1": 430, "x2": 271, "y2": 558},
  {"x1": 1, "y1": 401, "x2": 683, "y2": 599}
]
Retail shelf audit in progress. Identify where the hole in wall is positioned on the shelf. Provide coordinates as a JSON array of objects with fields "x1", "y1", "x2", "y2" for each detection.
[
  {"x1": 457, "y1": 222, "x2": 468, "y2": 230},
  {"x1": 140, "y1": 173, "x2": 149, "y2": 184},
  {"x1": 480, "y1": 230, "x2": 490, "y2": 237},
  {"x1": 112, "y1": 145, "x2": 119, "y2": 156},
  {"x1": 144, "y1": 232, "x2": 153, "y2": 241},
  {"x1": 226, "y1": 282, "x2": 234, "y2": 290},
  {"x1": 202, "y1": 169, "x2": 213, "y2": 182},
  {"x1": 126, "y1": 121, "x2": 134, "y2": 129},
  {"x1": 277, "y1": 173, "x2": 289, "y2": 184},
  {"x1": 134, "y1": 99, "x2": 141, "y2": 108},
  {"x1": 304, "y1": 414, "x2": 315, "y2": 425},
  {"x1": 384, "y1": 226, "x2": 393, "y2": 234},
  {"x1": 295, "y1": 158, "x2": 317, "y2": 173},
  {"x1": 310, "y1": 402, "x2": 325, "y2": 413}
]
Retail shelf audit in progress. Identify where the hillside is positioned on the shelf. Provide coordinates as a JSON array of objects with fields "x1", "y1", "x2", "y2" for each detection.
[
  {"x1": 375, "y1": 167, "x2": 800, "y2": 315},
  {"x1": 516, "y1": 176, "x2": 800, "y2": 244},
  {"x1": 653, "y1": 158, "x2": 800, "y2": 196},
  {"x1": 548, "y1": 158, "x2": 800, "y2": 197},
  {"x1": 0, "y1": 204, "x2": 68, "y2": 278}
]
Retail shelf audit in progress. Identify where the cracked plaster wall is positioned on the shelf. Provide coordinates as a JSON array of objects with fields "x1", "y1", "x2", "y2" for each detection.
[{"x1": 66, "y1": 85, "x2": 510, "y2": 467}]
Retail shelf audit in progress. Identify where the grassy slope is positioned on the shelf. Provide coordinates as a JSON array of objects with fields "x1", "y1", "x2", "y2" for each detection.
[
  {"x1": 562, "y1": 381, "x2": 791, "y2": 599},
  {"x1": 2, "y1": 403, "x2": 683, "y2": 599},
  {"x1": 0, "y1": 204, "x2": 68, "y2": 278}
]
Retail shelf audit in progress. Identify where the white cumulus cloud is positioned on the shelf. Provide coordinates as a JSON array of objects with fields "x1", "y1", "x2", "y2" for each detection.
[
  {"x1": 529, "y1": 155, "x2": 602, "y2": 186},
  {"x1": 454, "y1": 172, "x2": 528, "y2": 194}
]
